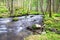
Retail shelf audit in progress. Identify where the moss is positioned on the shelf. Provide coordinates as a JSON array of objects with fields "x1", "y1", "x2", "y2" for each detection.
[
  {"x1": 32, "y1": 25, "x2": 37, "y2": 30},
  {"x1": 44, "y1": 13, "x2": 60, "y2": 31},
  {"x1": 12, "y1": 17, "x2": 19, "y2": 21}
]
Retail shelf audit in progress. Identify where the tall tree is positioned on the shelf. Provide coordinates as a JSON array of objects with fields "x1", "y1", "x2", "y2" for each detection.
[
  {"x1": 40, "y1": 0, "x2": 44, "y2": 14},
  {"x1": 7, "y1": 0, "x2": 10, "y2": 12},
  {"x1": 56, "y1": 0, "x2": 60, "y2": 13},
  {"x1": 52, "y1": 0, "x2": 54, "y2": 12},
  {"x1": 10, "y1": 0, "x2": 14, "y2": 16},
  {"x1": 36, "y1": 0, "x2": 38, "y2": 12},
  {"x1": 49, "y1": 0, "x2": 52, "y2": 17},
  {"x1": 28, "y1": 0, "x2": 32, "y2": 12}
]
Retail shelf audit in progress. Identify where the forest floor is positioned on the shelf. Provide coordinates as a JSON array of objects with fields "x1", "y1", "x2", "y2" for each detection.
[{"x1": 24, "y1": 31, "x2": 60, "y2": 40}]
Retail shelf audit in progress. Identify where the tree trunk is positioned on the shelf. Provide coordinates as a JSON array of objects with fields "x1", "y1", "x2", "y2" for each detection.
[
  {"x1": 55, "y1": 0, "x2": 60, "y2": 13},
  {"x1": 36, "y1": 0, "x2": 38, "y2": 12},
  {"x1": 49, "y1": 0, "x2": 52, "y2": 17},
  {"x1": 7, "y1": 0, "x2": 10, "y2": 13},
  {"x1": 40, "y1": 0, "x2": 44, "y2": 15},
  {"x1": 52, "y1": 0, "x2": 54, "y2": 12},
  {"x1": 28, "y1": 0, "x2": 32, "y2": 12},
  {"x1": 10, "y1": 0, "x2": 14, "y2": 16}
]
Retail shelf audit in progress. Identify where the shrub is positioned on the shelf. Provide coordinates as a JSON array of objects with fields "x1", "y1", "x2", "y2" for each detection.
[
  {"x1": 15, "y1": 7, "x2": 28, "y2": 16},
  {"x1": 13, "y1": 13, "x2": 22, "y2": 17},
  {"x1": 29, "y1": 10, "x2": 39, "y2": 15},
  {"x1": 0, "y1": 6, "x2": 8, "y2": 13},
  {"x1": 53, "y1": 13, "x2": 60, "y2": 17}
]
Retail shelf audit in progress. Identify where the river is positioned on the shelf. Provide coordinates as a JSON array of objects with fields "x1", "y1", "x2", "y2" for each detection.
[{"x1": 0, "y1": 15, "x2": 43, "y2": 40}]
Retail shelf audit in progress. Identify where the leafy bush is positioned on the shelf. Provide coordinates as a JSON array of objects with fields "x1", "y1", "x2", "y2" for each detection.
[
  {"x1": 53, "y1": 13, "x2": 60, "y2": 17},
  {"x1": 0, "y1": 6, "x2": 8, "y2": 13},
  {"x1": 15, "y1": 7, "x2": 28, "y2": 16},
  {"x1": 0, "y1": 13, "x2": 10, "y2": 18},
  {"x1": 29, "y1": 10, "x2": 39, "y2": 15},
  {"x1": 13, "y1": 13, "x2": 21, "y2": 17},
  {"x1": 15, "y1": 7, "x2": 40, "y2": 16}
]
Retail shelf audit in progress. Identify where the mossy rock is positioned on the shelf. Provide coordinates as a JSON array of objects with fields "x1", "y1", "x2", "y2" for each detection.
[
  {"x1": 32, "y1": 25, "x2": 37, "y2": 30},
  {"x1": 12, "y1": 17, "x2": 19, "y2": 21}
]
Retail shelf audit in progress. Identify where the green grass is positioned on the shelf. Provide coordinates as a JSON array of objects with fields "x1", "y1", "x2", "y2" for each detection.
[
  {"x1": 25, "y1": 32, "x2": 60, "y2": 40},
  {"x1": 25, "y1": 31, "x2": 60, "y2": 40}
]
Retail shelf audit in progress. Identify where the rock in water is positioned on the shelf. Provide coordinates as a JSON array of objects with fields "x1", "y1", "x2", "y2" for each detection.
[{"x1": 35, "y1": 24, "x2": 42, "y2": 28}]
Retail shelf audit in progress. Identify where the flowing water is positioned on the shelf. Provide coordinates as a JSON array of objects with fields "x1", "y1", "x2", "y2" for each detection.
[{"x1": 0, "y1": 15, "x2": 43, "y2": 40}]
